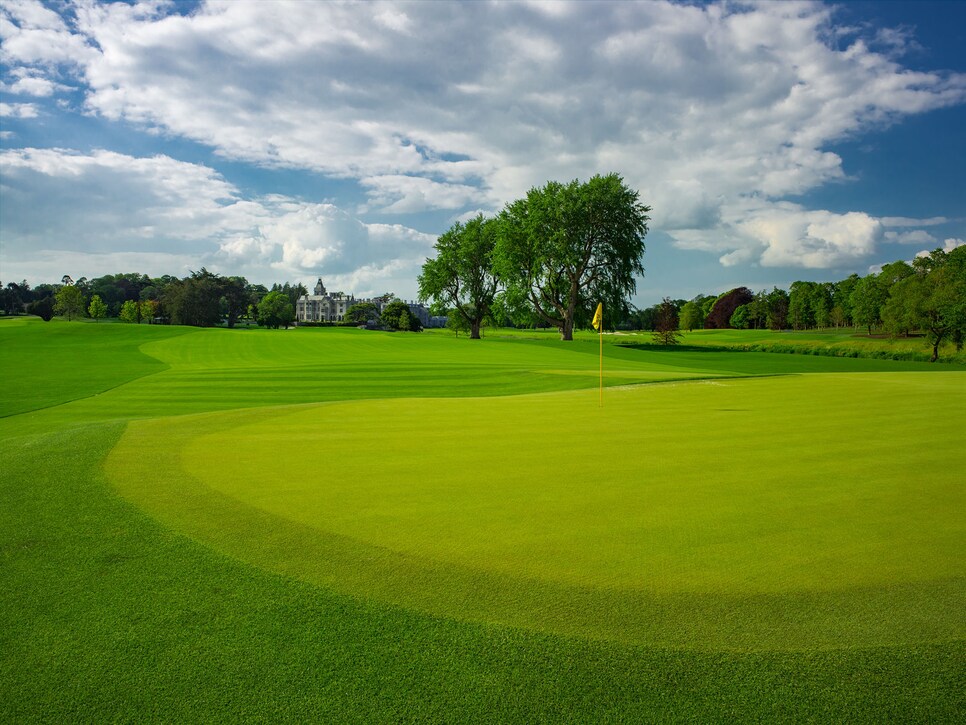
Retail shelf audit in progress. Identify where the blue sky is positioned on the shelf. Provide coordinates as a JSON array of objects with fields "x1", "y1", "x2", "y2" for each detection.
[{"x1": 1, "y1": 0, "x2": 963, "y2": 306}]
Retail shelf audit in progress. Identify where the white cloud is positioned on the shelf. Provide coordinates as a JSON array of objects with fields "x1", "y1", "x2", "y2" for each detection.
[
  {"x1": 359, "y1": 175, "x2": 484, "y2": 213},
  {"x1": 0, "y1": 101, "x2": 38, "y2": 117},
  {"x1": 0, "y1": 0, "x2": 98, "y2": 67},
  {"x1": 884, "y1": 229, "x2": 937, "y2": 245},
  {"x1": 0, "y1": 148, "x2": 436, "y2": 294},
  {"x1": 671, "y1": 201, "x2": 882, "y2": 269},
  {"x1": 0, "y1": 68, "x2": 62, "y2": 96},
  {"x1": 1, "y1": 0, "x2": 964, "y2": 280}
]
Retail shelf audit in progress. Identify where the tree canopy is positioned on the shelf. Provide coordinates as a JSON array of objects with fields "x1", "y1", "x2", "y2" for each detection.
[
  {"x1": 54, "y1": 284, "x2": 85, "y2": 321},
  {"x1": 381, "y1": 300, "x2": 422, "y2": 332},
  {"x1": 494, "y1": 173, "x2": 650, "y2": 340},
  {"x1": 256, "y1": 291, "x2": 295, "y2": 329},
  {"x1": 419, "y1": 214, "x2": 499, "y2": 340}
]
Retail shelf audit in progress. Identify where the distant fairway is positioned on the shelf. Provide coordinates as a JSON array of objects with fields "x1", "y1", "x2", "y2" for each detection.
[{"x1": 3, "y1": 319, "x2": 964, "y2": 721}]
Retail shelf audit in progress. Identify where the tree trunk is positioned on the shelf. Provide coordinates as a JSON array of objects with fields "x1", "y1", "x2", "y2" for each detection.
[
  {"x1": 470, "y1": 320, "x2": 481, "y2": 339},
  {"x1": 560, "y1": 316, "x2": 574, "y2": 341}
]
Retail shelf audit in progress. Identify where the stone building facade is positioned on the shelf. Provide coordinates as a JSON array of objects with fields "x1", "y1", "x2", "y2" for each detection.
[
  {"x1": 296, "y1": 278, "x2": 439, "y2": 326},
  {"x1": 295, "y1": 279, "x2": 356, "y2": 322}
]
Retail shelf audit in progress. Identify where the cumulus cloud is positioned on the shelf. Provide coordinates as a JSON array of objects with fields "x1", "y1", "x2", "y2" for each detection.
[
  {"x1": 0, "y1": 101, "x2": 38, "y2": 117},
  {"x1": 1, "y1": 0, "x2": 964, "y2": 283},
  {"x1": 670, "y1": 201, "x2": 882, "y2": 269},
  {"x1": 0, "y1": 68, "x2": 62, "y2": 96},
  {"x1": 359, "y1": 175, "x2": 484, "y2": 213},
  {"x1": 0, "y1": 148, "x2": 435, "y2": 291}
]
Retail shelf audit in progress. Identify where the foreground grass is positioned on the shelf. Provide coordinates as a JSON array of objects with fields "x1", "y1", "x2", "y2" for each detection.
[{"x1": 2, "y1": 319, "x2": 964, "y2": 721}]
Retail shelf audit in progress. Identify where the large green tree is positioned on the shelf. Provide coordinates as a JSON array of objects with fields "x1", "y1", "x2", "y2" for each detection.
[
  {"x1": 494, "y1": 173, "x2": 649, "y2": 341},
  {"x1": 419, "y1": 214, "x2": 499, "y2": 340}
]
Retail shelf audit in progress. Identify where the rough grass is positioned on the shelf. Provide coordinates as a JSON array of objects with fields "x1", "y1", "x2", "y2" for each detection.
[{"x1": 2, "y1": 318, "x2": 964, "y2": 721}]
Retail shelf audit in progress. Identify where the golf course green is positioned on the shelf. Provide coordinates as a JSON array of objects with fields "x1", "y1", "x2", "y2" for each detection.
[{"x1": 3, "y1": 318, "x2": 964, "y2": 721}]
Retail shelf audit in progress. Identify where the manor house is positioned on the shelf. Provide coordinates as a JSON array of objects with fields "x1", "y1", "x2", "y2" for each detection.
[
  {"x1": 296, "y1": 279, "x2": 357, "y2": 322},
  {"x1": 296, "y1": 278, "x2": 437, "y2": 326}
]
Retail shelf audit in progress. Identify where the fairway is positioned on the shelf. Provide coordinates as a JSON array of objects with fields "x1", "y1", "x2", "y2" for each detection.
[{"x1": 3, "y1": 320, "x2": 965, "y2": 721}]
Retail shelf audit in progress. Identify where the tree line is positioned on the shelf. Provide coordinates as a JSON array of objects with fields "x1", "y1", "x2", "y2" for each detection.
[
  {"x1": 1, "y1": 269, "x2": 430, "y2": 334},
  {"x1": 0, "y1": 270, "x2": 308, "y2": 329},
  {"x1": 639, "y1": 245, "x2": 965, "y2": 361}
]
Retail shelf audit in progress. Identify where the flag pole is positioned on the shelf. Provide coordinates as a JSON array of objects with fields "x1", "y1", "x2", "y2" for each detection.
[{"x1": 592, "y1": 302, "x2": 603, "y2": 407}]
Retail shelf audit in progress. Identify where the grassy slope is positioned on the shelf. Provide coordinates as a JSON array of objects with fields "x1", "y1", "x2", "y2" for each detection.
[{"x1": 2, "y1": 319, "x2": 964, "y2": 721}]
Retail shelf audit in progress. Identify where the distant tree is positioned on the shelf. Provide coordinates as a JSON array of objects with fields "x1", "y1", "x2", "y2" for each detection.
[
  {"x1": 810, "y1": 282, "x2": 834, "y2": 329},
  {"x1": 119, "y1": 299, "x2": 141, "y2": 323},
  {"x1": 419, "y1": 214, "x2": 499, "y2": 340},
  {"x1": 652, "y1": 297, "x2": 683, "y2": 345},
  {"x1": 833, "y1": 273, "x2": 860, "y2": 326},
  {"x1": 705, "y1": 287, "x2": 753, "y2": 329},
  {"x1": 494, "y1": 173, "x2": 650, "y2": 341},
  {"x1": 1, "y1": 282, "x2": 26, "y2": 315},
  {"x1": 164, "y1": 268, "x2": 223, "y2": 326},
  {"x1": 54, "y1": 284, "x2": 85, "y2": 321},
  {"x1": 272, "y1": 281, "x2": 308, "y2": 309},
  {"x1": 679, "y1": 298, "x2": 706, "y2": 331},
  {"x1": 88, "y1": 294, "x2": 108, "y2": 322},
  {"x1": 788, "y1": 281, "x2": 816, "y2": 330},
  {"x1": 345, "y1": 301, "x2": 381, "y2": 325},
  {"x1": 221, "y1": 276, "x2": 250, "y2": 329},
  {"x1": 766, "y1": 287, "x2": 789, "y2": 330},
  {"x1": 850, "y1": 274, "x2": 887, "y2": 334},
  {"x1": 446, "y1": 310, "x2": 472, "y2": 336},
  {"x1": 879, "y1": 260, "x2": 914, "y2": 288},
  {"x1": 256, "y1": 290, "x2": 295, "y2": 329},
  {"x1": 729, "y1": 304, "x2": 750, "y2": 330},
  {"x1": 140, "y1": 299, "x2": 158, "y2": 323},
  {"x1": 26, "y1": 295, "x2": 55, "y2": 321},
  {"x1": 381, "y1": 300, "x2": 422, "y2": 332},
  {"x1": 884, "y1": 246, "x2": 966, "y2": 361}
]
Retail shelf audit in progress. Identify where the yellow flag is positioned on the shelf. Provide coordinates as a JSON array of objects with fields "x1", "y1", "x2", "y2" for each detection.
[{"x1": 592, "y1": 302, "x2": 603, "y2": 331}]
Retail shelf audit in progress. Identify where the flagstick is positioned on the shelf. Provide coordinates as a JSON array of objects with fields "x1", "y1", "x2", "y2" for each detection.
[{"x1": 599, "y1": 311, "x2": 603, "y2": 408}]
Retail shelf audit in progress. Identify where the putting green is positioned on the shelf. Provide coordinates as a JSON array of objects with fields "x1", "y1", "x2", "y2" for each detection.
[{"x1": 107, "y1": 372, "x2": 965, "y2": 651}]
